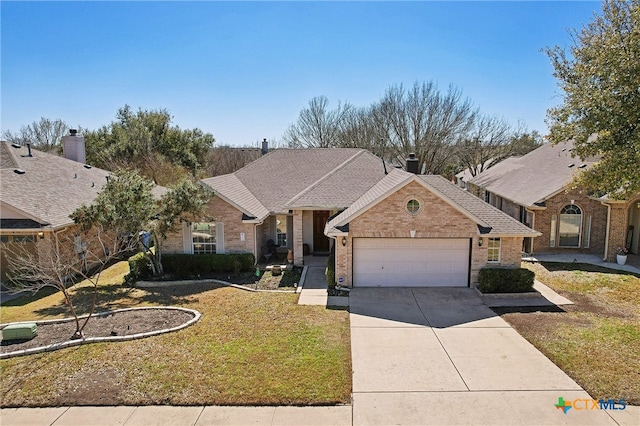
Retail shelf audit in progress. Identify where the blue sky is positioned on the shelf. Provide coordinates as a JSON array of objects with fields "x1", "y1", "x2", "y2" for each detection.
[{"x1": 1, "y1": 1, "x2": 600, "y2": 147}]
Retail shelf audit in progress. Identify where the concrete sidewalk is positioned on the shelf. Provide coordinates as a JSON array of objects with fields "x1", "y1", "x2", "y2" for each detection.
[
  {"x1": 0, "y1": 405, "x2": 352, "y2": 426},
  {"x1": 525, "y1": 253, "x2": 640, "y2": 274}
]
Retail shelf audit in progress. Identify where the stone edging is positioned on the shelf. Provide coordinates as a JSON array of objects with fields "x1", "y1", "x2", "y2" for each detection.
[
  {"x1": 0, "y1": 306, "x2": 201, "y2": 359},
  {"x1": 473, "y1": 287, "x2": 542, "y2": 299}
]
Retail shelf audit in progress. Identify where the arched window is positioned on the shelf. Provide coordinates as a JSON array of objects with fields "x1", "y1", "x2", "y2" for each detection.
[{"x1": 558, "y1": 205, "x2": 582, "y2": 247}]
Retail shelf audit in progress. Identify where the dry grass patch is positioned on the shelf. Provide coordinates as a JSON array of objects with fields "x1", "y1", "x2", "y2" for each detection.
[
  {"x1": 500, "y1": 262, "x2": 640, "y2": 405},
  {"x1": 0, "y1": 262, "x2": 351, "y2": 406}
]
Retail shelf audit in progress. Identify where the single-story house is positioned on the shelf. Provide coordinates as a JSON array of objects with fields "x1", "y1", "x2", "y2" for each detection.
[
  {"x1": 164, "y1": 148, "x2": 539, "y2": 287},
  {"x1": 0, "y1": 134, "x2": 109, "y2": 282},
  {"x1": 464, "y1": 141, "x2": 640, "y2": 262}
]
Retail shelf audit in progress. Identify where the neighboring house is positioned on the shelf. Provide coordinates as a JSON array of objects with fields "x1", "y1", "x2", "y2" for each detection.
[
  {"x1": 164, "y1": 148, "x2": 539, "y2": 288},
  {"x1": 0, "y1": 134, "x2": 109, "y2": 282},
  {"x1": 465, "y1": 141, "x2": 640, "y2": 261}
]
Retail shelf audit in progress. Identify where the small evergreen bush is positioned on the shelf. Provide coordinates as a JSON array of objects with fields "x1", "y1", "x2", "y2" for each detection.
[
  {"x1": 126, "y1": 252, "x2": 152, "y2": 283},
  {"x1": 326, "y1": 249, "x2": 336, "y2": 290},
  {"x1": 478, "y1": 268, "x2": 535, "y2": 293}
]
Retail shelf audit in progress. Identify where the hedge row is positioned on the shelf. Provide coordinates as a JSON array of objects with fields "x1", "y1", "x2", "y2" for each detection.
[
  {"x1": 126, "y1": 252, "x2": 256, "y2": 282},
  {"x1": 477, "y1": 267, "x2": 535, "y2": 293},
  {"x1": 161, "y1": 253, "x2": 255, "y2": 279}
]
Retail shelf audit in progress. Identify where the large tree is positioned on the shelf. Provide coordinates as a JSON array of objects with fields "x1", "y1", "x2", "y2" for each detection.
[
  {"x1": 84, "y1": 106, "x2": 215, "y2": 184},
  {"x1": 545, "y1": 0, "x2": 640, "y2": 198},
  {"x1": 71, "y1": 170, "x2": 211, "y2": 276},
  {"x1": 1, "y1": 117, "x2": 70, "y2": 152}
]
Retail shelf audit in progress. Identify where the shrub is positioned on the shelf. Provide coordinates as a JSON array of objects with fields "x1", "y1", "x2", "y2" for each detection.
[
  {"x1": 161, "y1": 253, "x2": 255, "y2": 279},
  {"x1": 326, "y1": 249, "x2": 336, "y2": 290},
  {"x1": 478, "y1": 268, "x2": 535, "y2": 293},
  {"x1": 126, "y1": 252, "x2": 152, "y2": 283}
]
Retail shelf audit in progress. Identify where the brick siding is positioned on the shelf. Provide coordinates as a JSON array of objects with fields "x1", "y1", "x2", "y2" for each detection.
[{"x1": 334, "y1": 181, "x2": 522, "y2": 287}]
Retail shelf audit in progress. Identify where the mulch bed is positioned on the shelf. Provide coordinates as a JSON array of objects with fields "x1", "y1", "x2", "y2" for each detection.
[{"x1": 1, "y1": 308, "x2": 195, "y2": 354}]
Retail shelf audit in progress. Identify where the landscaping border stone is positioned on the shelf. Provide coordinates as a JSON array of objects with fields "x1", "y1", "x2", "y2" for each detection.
[{"x1": 0, "y1": 306, "x2": 201, "y2": 359}]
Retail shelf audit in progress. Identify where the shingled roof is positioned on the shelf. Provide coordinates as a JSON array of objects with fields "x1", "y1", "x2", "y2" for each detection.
[
  {"x1": 1, "y1": 142, "x2": 165, "y2": 230},
  {"x1": 326, "y1": 169, "x2": 539, "y2": 237},
  {"x1": 0, "y1": 142, "x2": 111, "y2": 230},
  {"x1": 467, "y1": 141, "x2": 599, "y2": 207},
  {"x1": 200, "y1": 148, "x2": 388, "y2": 217}
]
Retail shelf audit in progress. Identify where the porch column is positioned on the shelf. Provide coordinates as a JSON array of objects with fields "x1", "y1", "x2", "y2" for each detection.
[
  {"x1": 293, "y1": 210, "x2": 304, "y2": 266},
  {"x1": 606, "y1": 204, "x2": 627, "y2": 262}
]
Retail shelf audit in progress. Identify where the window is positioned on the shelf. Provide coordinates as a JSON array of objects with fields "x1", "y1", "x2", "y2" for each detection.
[
  {"x1": 519, "y1": 206, "x2": 527, "y2": 224},
  {"x1": 406, "y1": 199, "x2": 421, "y2": 215},
  {"x1": 559, "y1": 205, "x2": 582, "y2": 247},
  {"x1": 14, "y1": 235, "x2": 35, "y2": 243},
  {"x1": 487, "y1": 238, "x2": 501, "y2": 263},
  {"x1": 192, "y1": 222, "x2": 216, "y2": 254},
  {"x1": 276, "y1": 215, "x2": 288, "y2": 246},
  {"x1": 484, "y1": 191, "x2": 491, "y2": 203}
]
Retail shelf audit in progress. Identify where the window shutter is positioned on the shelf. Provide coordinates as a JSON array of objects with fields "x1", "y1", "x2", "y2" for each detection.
[
  {"x1": 215, "y1": 222, "x2": 225, "y2": 254},
  {"x1": 584, "y1": 214, "x2": 591, "y2": 248},
  {"x1": 550, "y1": 214, "x2": 557, "y2": 247},
  {"x1": 183, "y1": 222, "x2": 193, "y2": 254}
]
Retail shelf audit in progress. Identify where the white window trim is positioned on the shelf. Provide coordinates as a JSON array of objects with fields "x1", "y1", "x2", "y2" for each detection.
[
  {"x1": 487, "y1": 237, "x2": 501, "y2": 263},
  {"x1": 558, "y1": 205, "x2": 582, "y2": 248}
]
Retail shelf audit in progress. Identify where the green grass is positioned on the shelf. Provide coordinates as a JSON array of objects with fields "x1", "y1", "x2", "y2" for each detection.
[
  {"x1": 503, "y1": 262, "x2": 640, "y2": 405},
  {"x1": 0, "y1": 262, "x2": 352, "y2": 407}
]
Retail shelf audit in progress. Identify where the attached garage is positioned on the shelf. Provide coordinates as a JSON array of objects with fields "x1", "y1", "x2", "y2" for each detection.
[{"x1": 352, "y1": 238, "x2": 470, "y2": 287}]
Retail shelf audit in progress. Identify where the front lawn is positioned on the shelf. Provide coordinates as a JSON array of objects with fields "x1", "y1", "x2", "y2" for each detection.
[
  {"x1": 0, "y1": 262, "x2": 352, "y2": 406},
  {"x1": 499, "y1": 262, "x2": 640, "y2": 405}
]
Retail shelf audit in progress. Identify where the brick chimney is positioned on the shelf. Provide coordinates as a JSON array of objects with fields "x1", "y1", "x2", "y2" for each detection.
[{"x1": 62, "y1": 129, "x2": 86, "y2": 164}]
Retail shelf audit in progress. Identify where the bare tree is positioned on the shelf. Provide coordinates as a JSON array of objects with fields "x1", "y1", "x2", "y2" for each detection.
[
  {"x1": 456, "y1": 119, "x2": 544, "y2": 178},
  {"x1": 206, "y1": 146, "x2": 262, "y2": 177},
  {"x1": 376, "y1": 81, "x2": 477, "y2": 174},
  {"x1": 283, "y1": 96, "x2": 353, "y2": 147},
  {"x1": 456, "y1": 115, "x2": 513, "y2": 178},
  {"x1": 4, "y1": 226, "x2": 131, "y2": 340},
  {"x1": 2, "y1": 118, "x2": 70, "y2": 152}
]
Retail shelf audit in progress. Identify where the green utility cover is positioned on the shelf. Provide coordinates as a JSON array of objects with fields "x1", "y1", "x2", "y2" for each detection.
[{"x1": 2, "y1": 322, "x2": 38, "y2": 341}]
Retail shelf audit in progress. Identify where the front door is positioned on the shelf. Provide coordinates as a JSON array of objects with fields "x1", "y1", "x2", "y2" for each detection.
[{"x1": 313, "y1": 210, "x2": 331, "y2": 253}]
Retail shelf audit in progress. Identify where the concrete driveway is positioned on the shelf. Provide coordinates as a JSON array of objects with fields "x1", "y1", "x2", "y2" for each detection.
[{"x1": 350, "y1": 288, "x2": 624, "y2": 425}]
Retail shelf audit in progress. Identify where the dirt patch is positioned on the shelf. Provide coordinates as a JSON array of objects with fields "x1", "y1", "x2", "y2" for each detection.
[
  {"x1": 1, "y1": 308, "x2": 195, "y2": 355},
  {"x1": 501, "y1": 311, "x2": 592, "y2": 332},
  {"x1": 57, "y1": 368, "x2": 127, "y2": 406}
]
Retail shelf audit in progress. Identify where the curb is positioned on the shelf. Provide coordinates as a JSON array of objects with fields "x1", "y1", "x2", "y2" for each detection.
[{"x1": 0, "y1": 307, "x2": 201, "y2": 359}]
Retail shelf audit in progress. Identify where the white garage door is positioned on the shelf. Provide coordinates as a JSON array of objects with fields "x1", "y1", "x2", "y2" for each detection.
[{"x1": 353, "y1": 238, "x2": 470, "y2": 287}]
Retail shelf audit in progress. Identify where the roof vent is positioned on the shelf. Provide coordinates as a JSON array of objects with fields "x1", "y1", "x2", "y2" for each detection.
[
  {"x1": 69, "y1": 129, "x2": 78, "y2": 136},
  {"x1": 84, "y1": 164, "x2": 92, "y2": 169},
  {"x1": 11, "y1": 143, "x2": 21, "y2": 149},
  {"x1": 14, "y1": 169, "x2": 25, "y2": 174},
  {"x1": 579, "y1": 164, "x2": 587, "y2": 168},
  {"x1": 568, "y1": 163, "x2": 575, "y2": 168}
]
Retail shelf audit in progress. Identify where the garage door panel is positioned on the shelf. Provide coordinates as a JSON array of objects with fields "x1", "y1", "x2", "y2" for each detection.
[{"x1": 353, "y1": 238, "x2": 469, "y2": 287}]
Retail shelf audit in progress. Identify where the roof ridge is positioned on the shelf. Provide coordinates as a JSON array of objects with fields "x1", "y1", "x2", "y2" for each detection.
[{"x1": 284, "y1": 150, "x2": 366, "y2": 207}]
